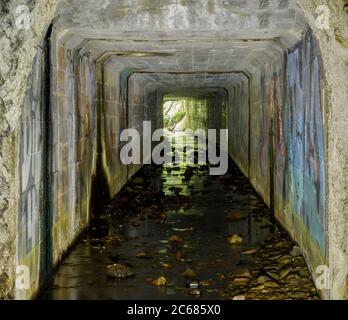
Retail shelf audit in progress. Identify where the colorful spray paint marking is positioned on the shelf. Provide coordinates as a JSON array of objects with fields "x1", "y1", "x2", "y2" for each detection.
[{"x1": 279, "y1": 31, "x2": 326, "y2": 250}]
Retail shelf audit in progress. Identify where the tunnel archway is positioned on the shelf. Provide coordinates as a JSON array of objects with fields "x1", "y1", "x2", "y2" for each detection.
[{"x1": 0, "y1": 0, "x2": 347, "y2": 300}]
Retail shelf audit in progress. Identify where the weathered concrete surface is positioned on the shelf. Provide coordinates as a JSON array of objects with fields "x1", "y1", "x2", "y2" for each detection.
[
  {"x1": 0, "y1": 0, "x2": 347, "y2": 300},
  {"x1": 17, "y1": 36, "x2": 50, "y2": 300},
  {"x1": 297, "y1": 0, "x2": 348, "y2": 300},
  {"x1": 0, "y1": 0, "x2": 61, "y2": 299},
  {"x1": 228, "y1": 74, "x2": 250, "y2": 177},
  {"x1": 228, "y1": 31, "x2": 329, "y2": 295}
]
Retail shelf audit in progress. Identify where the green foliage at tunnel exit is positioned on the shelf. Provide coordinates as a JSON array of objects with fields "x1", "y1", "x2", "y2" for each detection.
[
  {"x1": 163, "y1": 97, "x2": 212, "y2": 132},
  {"x1": 163, "y1": 100, "x2": 187, "y2": 131}
]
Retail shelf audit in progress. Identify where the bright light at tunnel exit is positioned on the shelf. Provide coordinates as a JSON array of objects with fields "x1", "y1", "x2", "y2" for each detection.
[
  {"x1": 163, "y1": 100, "x2": 186, "y2": 132},
  {"x1": 119, "y1": 121, "x2": 229, "y2": 175}
]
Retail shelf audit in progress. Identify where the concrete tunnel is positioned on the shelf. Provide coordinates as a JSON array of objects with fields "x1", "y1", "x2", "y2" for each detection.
[{"x1": 0, "y1": 0, "x2": 348, "y2": 300}]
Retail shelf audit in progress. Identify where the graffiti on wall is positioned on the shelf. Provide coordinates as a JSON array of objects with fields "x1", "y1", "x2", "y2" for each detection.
[
  {"x1": 18, "y1": 39, "x2": 48, "y2": 297},
  {"x1": 229, "y1": 30, "x2": 326, "y2": 253},
  {"x1": 275, "y1": 30, "x2": 326, "y2": 250},
  {"x1": 18, "y1": 36, "x2": 98, "y2": 298}
]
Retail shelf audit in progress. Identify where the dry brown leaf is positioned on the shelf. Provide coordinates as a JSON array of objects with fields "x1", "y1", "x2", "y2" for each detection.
[{"x1": 152, "y1": 276, "x2": 167, "y2": 287}]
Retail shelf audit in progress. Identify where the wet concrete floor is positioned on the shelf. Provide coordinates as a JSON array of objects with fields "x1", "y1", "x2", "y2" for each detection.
[{"x1": 40, "y1": 148, "x2": 318, "y2": 300}]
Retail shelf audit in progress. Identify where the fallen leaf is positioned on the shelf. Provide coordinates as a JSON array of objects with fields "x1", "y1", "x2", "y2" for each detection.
[
  {"x1": 263, "y1": 281, "x2": 279, "y2": 288},
  {"x1": 224, "y1": 210, "x2": 246, "y2": 222},
  {"x1": 160, "y1": 262, "x2": 173, "y2": 269},
  {"x1": 136, "y1": 252, "x2": 153, "y2": 259},
  {"x1": 242, "y1": 249, "x2": 257, "y2": 255},
  {"x1": 232, "y1": 277, "x2": 250, "y2": 285},
  {"x1": 175, "y1": 251, "x2": 186, "y2": 262},
  {"x1": 169, "y1": 235, "x2": 184, "y2": 243},
  {"x1": 152, "y1": 276, "x2": 167, "y2": 287},
  {"x1": 172, "y1": 227, "x2": 194, "y2": 232},
  {"x1": 233, "y1": 295, "x2": 246, "y2": 300},
  {"x1": 228, "y1": 234, "x2": 243, "y2": 245},
  {"x1": 234, "y1": 269, "x2": 252, "y2": 279},
  {"x1": 257, "y1": 275, "x2": 271, "y2": 284},
  {"x1": 217, "y1": 273, "x2": 227, "y2": 280},
  {"x1": 106, "y1": 264, "x2": 134, "y2": 279},
  {"x1": 182, "y1": 267, "x2": 197, "y2": 279},
  {"x1": 190, "y1": 289, "x2": 201, "y2": 296}
]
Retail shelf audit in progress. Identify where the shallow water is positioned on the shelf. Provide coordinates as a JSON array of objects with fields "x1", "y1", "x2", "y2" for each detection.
[{"x1": 40, "y1": 135, "x2": 317, "y2": 300}]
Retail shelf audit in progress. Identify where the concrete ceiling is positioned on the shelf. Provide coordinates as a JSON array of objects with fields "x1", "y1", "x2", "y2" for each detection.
[
  {"x1": 54, "y1": 0, "x2": 306, "y2": 39},
  {"x1": 130, "y1": 72, "x2": 246, "y2": 90},
  {"x1": 54, "y1": 0, "x2": 308, "y2": 95}
]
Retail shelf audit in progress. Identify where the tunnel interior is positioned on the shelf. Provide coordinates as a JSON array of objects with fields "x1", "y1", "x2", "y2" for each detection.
[{"x1": 15, "y1": 0, "x2": 333, "y2": 300}]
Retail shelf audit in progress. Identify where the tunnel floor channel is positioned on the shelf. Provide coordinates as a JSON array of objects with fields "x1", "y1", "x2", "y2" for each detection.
[{"x1": 40, "y1": 142, "x2": 319, "y2": 300}]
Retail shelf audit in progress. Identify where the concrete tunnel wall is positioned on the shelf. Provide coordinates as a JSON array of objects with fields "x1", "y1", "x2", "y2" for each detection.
[
  {"x1": 17, "y1": 40, "x2": 233, "y2": 298},
  {"x1": 16, "y1": 32, "x2": 169, "y2": 298},
  {"x1": 181, "y1": 94, "x2": 228, "y2": 132},
  {"x1": 13, "y1": 30, "x2": 338, "y2": 299},
  {"x1": 17, "y1": 27, "x2": 328, "y2": 299},
  {"x1": 228, "y1": 30, "x2": 327, "y2": 296},
  {"x1": 0, "y1": 0, "x2": 347, "y2": 300},
  {"x1": 17, "y1": 29, "x2": 99, "y2": 299}
]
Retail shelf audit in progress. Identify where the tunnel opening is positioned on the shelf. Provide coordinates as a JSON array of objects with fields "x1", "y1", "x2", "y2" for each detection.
[
  {"x1": 162, "y1": 91, "x2": 226, "y2": 168},
  {"x1": 163, "y1": 98, "x2": 186, "y2": 132}
]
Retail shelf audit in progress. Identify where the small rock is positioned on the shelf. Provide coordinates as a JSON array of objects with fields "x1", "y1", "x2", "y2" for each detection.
[
  {"x1": 160, "y1": 262, "x2": 172, "y2": 269},
  {"x1": 290, "y1": 292, "x2": 308, "y2": 300},
  {"x1": 172, "y1": 227, "x2": 194, "y2": 232},
  {"x1": 201, "y1": 279, "x2": 213, "y2": 287},
  {"x1": 232, "y1": 269, "x2": 252, "y2": 285},
  {"x1": 182, "y1": 267, "x2": 197, "y2": 279},
  {"x1": 175, "y1": 250, "x2": 186, "y2": 262},
  {"x1": 246, "y1": 292, "x2": 259, "y2": 299},
  {"x1": 232, "y1": 277, "x2": 250, "y2": 285},
  {"x1": 257, "y1": 275, "x2": 271, "y2": 284},
  {"x1": 285, "y1": 273, "x2": 302, "y2": 281},
  {"x1": 274, "y1": 241, "x2": 286, "y2": 248},
  {"x1": 224, "y1": 210, "x2": 246, "y2": 222},
  {"x1": 242, "y1": 248, "x2": 257, "y2": 255},
  {"x1": 250, "y1": 285, "x2": 265, "y2": 292},
  {"x1": 228, "y1": 234, "x2": 243, "y2": 245},
  {"x1": 217, "y1": 274, "x2": 227, "y2": 280},
  {"x1": 169, "y1": 235, "x2": 184, "y2": 244},
  {"x1": 266, "y1": 272, "x2": 279, "y2": 280},
  {"x1": 152, "y1": 276, "x2": 167, "y2": 287},
  {"x1": 263, "y1": 281, "x2": 279, "y2": 288},
  {"x1": 268, "y1": 254, "x2": 282, "y2": 261},
  {"x1": 277, "y1": 256, "x2": 292, "y2": 265},
  {"x1": 261, "y1": 289, "x2": 270, "y2": 293},
  {"x1": 290, "y1": 245, "x2": 301, "y2": 257},
  {"x1": 190, "y1": 289, "x2": 201, "y2": 296},
  {"x1": 186, "y1": 279, "x2": 200, "y2": 289},
  {"x1": 106, "y1": 264, "x2": 134, "y2": 279},
  {"x1": 233, "y1": 295, "x2": 246, "y2": 300},
  {"x1": 280, "y1": 269, "x2": 292, "y2": 279},
  {"x1": 136, "y1": 252, "x2": 152, "y2": 259},
  {"x1": 234, "y1": 269, "x2": 252, "y2": 279}
]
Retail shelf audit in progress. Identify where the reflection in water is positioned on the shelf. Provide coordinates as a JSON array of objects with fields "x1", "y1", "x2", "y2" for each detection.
[{"x1": 40, "y1": 133, "x2": 317, "y2": 300}]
